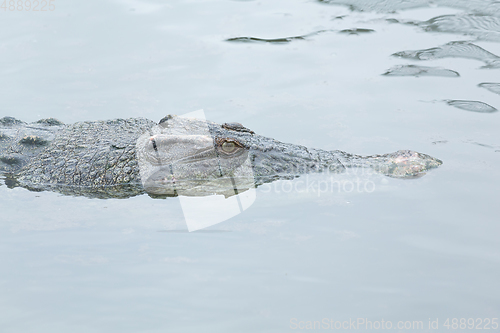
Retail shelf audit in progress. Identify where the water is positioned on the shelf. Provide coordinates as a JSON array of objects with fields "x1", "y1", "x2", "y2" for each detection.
[{"x1": 1, "y1": 0, "x2": 499, "y2": 332}]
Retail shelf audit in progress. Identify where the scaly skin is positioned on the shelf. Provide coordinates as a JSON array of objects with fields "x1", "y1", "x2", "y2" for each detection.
[{"x1": 0, "y1": 115, "x2": 442, "y2": 198}]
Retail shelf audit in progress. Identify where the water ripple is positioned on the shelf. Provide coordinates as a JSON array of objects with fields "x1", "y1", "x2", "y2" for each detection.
[
  {"x1": 338, "y1": 28, "x2": 375, "y2": 35},
  {"x1": 382, "y1": 65, "x2": 459, "y2": 77},
  {"x1": 392, "y1": 41, "x2": 500, "y2": 69},
  {"x1": 478, "y1": 82, "x2": 500, "y2": 95},
  {"x1": 445, "y1": 100, "x2": 498, "y2": 113},
  {"x1": 418, "y1": 14, "x2": 500, "y2": 41},
  {"x1": 225, "y1": 30, "x2": 330, "y2": 44},
  {"x1": 317, "y1": 0, "x2": 500, "y2": 17}
]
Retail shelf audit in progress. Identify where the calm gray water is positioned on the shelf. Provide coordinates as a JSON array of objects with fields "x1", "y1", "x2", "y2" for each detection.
[{"x1": 1, "y1": 0, "x2": 500, "y2": 332}]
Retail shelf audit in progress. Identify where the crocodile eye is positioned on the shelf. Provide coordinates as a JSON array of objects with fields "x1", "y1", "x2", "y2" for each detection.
[
  {"x1": 216, "y1": 138, "x2": 245, "y2": 156},
  {"x1": 221, "y1": 141, "x2": 238, "y2": 154}
]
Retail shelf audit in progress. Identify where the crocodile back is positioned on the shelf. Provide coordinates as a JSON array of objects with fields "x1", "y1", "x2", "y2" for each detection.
[{"x1": 14, "y1": 117, "x2": 156, "y2": 198}]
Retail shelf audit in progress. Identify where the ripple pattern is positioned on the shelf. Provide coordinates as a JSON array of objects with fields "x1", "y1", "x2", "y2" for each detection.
[
  {"x1": 419, "y1": 14, "x2": 500, "y2": 41},
  {"x1": 445, "y1": 100, "x2": 498, "y2": 113},
  {"x1": 318, "y1": 0, "x2": 500, "y2": 16},
  {"x1": 383, "y1": 65, "x2": 459, "y2": 77},
  {"x1": 226, "y1": 31, "x2": 329, "y2": 44},
  {"x1": 478, "y1": 82, "x2": 500, "y2": 95},
  {"x1": 392, "y1": 41, "x2": 500, "y2": 69}
]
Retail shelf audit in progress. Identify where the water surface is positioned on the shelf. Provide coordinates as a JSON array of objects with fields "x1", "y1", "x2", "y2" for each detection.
[{"x1": 1, "y1": 0, "x2": 499, "y2": 332}]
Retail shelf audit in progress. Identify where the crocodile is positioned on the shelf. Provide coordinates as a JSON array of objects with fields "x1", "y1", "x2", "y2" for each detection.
[{"x1": 0, "y1": 115, "x2": 442, "y2": 199}]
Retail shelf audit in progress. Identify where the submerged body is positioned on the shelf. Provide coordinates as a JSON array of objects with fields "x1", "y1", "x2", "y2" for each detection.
[{"x1": 0, "y1": 115, "x2": 442, "y2": 198}]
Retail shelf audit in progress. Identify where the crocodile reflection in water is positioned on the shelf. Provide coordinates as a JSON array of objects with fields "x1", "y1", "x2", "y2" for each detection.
[{"x1": 0, "y1": 115, "x2": 442, "y2": 199}]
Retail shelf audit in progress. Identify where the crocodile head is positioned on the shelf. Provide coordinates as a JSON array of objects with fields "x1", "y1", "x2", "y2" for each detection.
[
  {"x1": 136, "y1": 115, "x2": 256, "y2": 197},
  {"x1": 136, "y1": 115, "x2": 443, "y2": 198}
]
